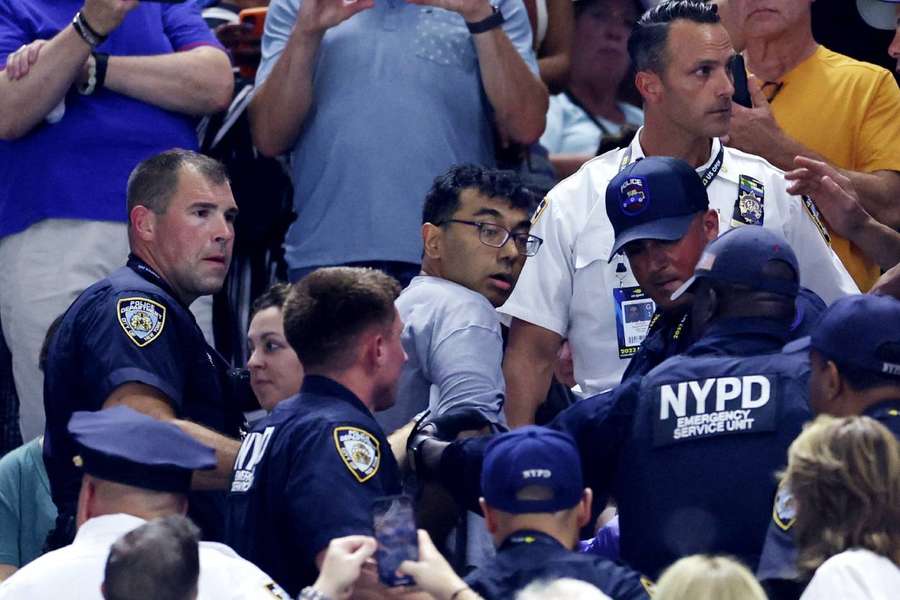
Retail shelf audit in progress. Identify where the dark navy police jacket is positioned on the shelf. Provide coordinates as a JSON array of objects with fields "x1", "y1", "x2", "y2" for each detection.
[
  {"x1": 443, "y1": 317, "x2": 813, "y2": 578},
  {"x1": 225, "y1": 375, "x2": 402, "y2": 597},
  {"x1": 465, "y1": 530, "x2": 652, "y2": 600},
  {"x1": 42, "y1": 255, "x2": 242, "y2": 540}
]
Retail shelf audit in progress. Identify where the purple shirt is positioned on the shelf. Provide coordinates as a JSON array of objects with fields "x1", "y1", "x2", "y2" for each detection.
[{"x1": 0, "y1": 0, "x2": 223, "y2": 237}]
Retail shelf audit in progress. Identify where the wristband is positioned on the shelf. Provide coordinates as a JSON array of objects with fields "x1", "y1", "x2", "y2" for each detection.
[
  {"x1": 450, "y1": 586, "x2": 472, "y2": 600},
  {"x1": 72, "y1": 11, "x2": 107, "y2": 49},
  {"x1": 465, "y1": 6, "x2": 504, "y2": 34},
  {"x1": 77, "y1": 54, "x2": 97, "y2": 95},
  {"x1": 93, "y1": 52, "x2": 109, "y2": 90},
  {"x1": 298, "y1": 587, "x2": 330, "y2": 600}
]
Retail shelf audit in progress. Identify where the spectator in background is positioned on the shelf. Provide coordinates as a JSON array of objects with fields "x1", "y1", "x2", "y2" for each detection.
[
  {"x1": 783, "y1": 415, "x2": 900, "y2": 600},
  {"x1": 102, "y1": 516, "x2": 201, "y2": 600},
  {"x1": 856, "y1": 0, "x2": 900, "y2": 73},
  {"x1": 377, "y1": 165, "x2": 539, "y2": 435},
  {"x1": 0, "y1": 0, "x2": 233, "y2": 444},
  {"x1": 524, "y1": 0, "x2": 573, "y2": 94},
  {"x1": 728, "y1": 0, "x2": 900, "y2": 291},
  {"x1": 246, "y1": 283, "x2": 303, "y2": 413},
  {"x1": 517, "y1": 578, "x2": 612, "y2": 600},
  {"x1": 248, "y1": 0, "x2": 547, "y2": 287},
  {"x1": 654, "y1": 555, "x2": 766, "y2": 600},
  {"x1": 0, "y1": 435, "x2": 57, "y2": 581},
  {"x1": 539, "y1": 0, "x2": 644, "y2": 180}
]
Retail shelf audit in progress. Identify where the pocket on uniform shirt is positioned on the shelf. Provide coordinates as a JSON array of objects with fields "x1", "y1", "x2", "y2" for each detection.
[{"x1": 413, "y1": 7, "x2": 477, "y2": 72}]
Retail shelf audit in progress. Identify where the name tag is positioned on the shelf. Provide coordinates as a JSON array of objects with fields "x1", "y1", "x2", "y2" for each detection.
[{"x1": 652, "y1": 375, "x2": 778, "y2": 447}]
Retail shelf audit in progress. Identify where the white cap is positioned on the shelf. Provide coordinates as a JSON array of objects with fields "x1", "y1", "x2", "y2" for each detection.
[{"x1": 857, "y1": 0, "x2": 899, "y2": 31}]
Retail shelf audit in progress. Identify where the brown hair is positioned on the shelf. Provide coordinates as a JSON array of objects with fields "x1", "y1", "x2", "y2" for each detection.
[
  {"x1": 282, "y1": 268, "x2": 400, "y2": 372},
  {"x1": 783, "y1": 415, "x2": 900, "y2": 576},
  {"x1": 126, "y1": 149, "x2": 229, "y2": 216}
]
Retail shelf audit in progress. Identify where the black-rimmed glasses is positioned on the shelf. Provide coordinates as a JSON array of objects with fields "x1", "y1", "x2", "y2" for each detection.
[{"x1": 439, "y1": 219, "x2": 543, "y2": 257}]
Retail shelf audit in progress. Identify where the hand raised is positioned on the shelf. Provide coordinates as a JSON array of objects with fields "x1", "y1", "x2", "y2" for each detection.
[
  {"x1": 80, "y1": 0, "x2": 139, "y2": 37},
  {"x1": 297, "y1": 0, "x2": 376, "y2": 35}
]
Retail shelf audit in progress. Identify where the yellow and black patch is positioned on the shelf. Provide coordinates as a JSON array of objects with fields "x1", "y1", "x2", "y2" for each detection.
[
  {"x1": 333, "y1": 426, "x2": 380, "y2": 483},
  {"x1": 117, "y1": 297, "x2": 166, "y2": 348},
  {"x1": 640, "y1": 576, "x2": 656, "y2": 596},
  {"x1": 772, "y1": 483, "x2": 796, "y2": 531},
  {"x1": 531, "y1": 196, "x2": 550, "y2": 225},
  {"x1": 263, "y1": 581, "x2": 290, "y2": 599},
  {"x1": 801, "y1": 195, "x2": 831, "y2": 245}
]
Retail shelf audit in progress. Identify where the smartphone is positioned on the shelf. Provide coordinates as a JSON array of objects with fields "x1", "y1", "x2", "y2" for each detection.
[
  {"x1": 372, "y1": 495, "x2": 418, "y2": 587},
  {"x1": 731, "y1": 54, "x2": 752, "y2": 108},
  {"x1": 239, "y1": 7, "x2": 267, "y2": 39}
]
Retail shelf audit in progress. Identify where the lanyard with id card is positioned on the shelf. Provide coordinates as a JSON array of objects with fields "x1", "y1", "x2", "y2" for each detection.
[{"x1": 613, "y1": 257, "x2": 655, "y2": 359}]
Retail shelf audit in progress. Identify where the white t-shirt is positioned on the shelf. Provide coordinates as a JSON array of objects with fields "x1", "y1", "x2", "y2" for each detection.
[
  {"x1": 499, "y1": 130, "x2": 859, "y2": 394},
  {"x1": 801, "y1": 548, "x2": 900, "y2": 600}
]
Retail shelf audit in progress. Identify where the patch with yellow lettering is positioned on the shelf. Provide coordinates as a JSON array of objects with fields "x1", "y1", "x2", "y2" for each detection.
[
  {"x1": 333, "y1": 426, "x2": 380, "y2": 483},
  {"x1": 117, "y1": 297, "x2": 166, "y2": 348}
]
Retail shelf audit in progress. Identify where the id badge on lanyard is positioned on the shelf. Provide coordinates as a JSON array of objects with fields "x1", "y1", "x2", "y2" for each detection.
[{"x1": 612, "y1": 256, "x2": 655, "y2": 359}]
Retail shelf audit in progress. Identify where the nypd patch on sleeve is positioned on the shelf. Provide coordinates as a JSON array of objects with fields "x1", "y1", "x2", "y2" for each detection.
[
  {"x1": 333, "y1": 426, "x2": 381, "y2": 483},
  {"x1": 652, "y1": 374, "x2": 778, "y2": 447},
  {"x1": 117, "y1": 297, "x2": 166, "y2": 347},
  {"x1": 772, "y1": 482, "x2": 796, "y2": 531}
]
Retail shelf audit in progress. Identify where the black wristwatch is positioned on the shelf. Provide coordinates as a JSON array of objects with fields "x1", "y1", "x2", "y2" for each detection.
[{"x1": 466, "y1": 5, "x2": 505, "y2": 34}]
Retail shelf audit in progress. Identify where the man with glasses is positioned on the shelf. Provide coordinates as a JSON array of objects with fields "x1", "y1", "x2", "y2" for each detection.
[{"x1": 376, "y1": 164, "x2": 540, "y2": 438}]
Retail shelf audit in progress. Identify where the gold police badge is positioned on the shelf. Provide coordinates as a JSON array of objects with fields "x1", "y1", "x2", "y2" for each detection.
[
  {"x1": 333, "y1": 426, "x2": 381, "y2": 483},
  {"x1": 117, "y1": 297, "x2": 166, "y2": 348}
]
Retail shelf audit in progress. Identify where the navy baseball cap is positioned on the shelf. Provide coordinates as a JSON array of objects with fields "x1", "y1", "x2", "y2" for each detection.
[
  {"x1": 670, "y1": 226, "x2": 799, "y2": 301},
  {"x1": 606, "y1": 156, "x2": 710, "y2": 262},
  {"x1": 857, "y1": 0, "x2": 899, "y2": 30},
  {"x1": 481, "y1": 426, "x2": 583, "y2": 514},
  {"x1": 68, "y1": 406, "x2": 217, "y2": 493},
  {"x1": 785, "y1": 294, "x2": 900, "y2": 377}
]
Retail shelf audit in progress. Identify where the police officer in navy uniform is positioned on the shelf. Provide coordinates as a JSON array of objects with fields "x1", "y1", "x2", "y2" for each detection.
[
  {"x1": 42, "y1": 150, "x2": 244, "y2": 545},
  {"x1": 414, "y1": 226, "x2": 814, "y2": 578},
  {"x1": 225, "y1": 267, "x2": 409, "y2": 598},
  {"x1": 464, "y1": 426, "x2": 652, "y2": 600},
  {"x1": 757, "y1": 293, "x2": 900, "y2": 600},
  {"x1": 608, "y1": 157, "x2": 826, "y2": 383}
]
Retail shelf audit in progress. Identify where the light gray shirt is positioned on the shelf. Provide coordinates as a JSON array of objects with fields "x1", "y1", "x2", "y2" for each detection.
[{"x1": 377, "y1": 276, "x2": 507, "y2": 434}]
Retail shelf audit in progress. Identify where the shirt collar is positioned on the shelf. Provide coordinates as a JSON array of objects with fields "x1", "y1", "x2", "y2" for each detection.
[
  {"x1": 300, "y1": 375, "x2": 372, "y2": 416},
  {"x1": 499, "y1": 529, "x2": 565, "y2": 552},
  {"x1": 863, "y1": 399, "x2": 900, "y2": 421},
  {"x1": 627, "y1": 127, "x2": 723, "y2": 172},
  {"x1": 74, "y1": 514, "x2": 147, "y2": 545},
  {"x1": 126, "y1": 254, "x2": 186, "y2": 308}
]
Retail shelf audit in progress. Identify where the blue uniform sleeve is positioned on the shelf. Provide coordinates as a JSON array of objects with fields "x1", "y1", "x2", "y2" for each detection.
[
  {"x1": 82, "y1": 291, "x2": 186, "y2": 410},
  {"x1": 283, "y1": 421, "x2": 397, "y2": 564},
  {"x1": 162, "y1": 0, "x2": 224, "y2": 52}
]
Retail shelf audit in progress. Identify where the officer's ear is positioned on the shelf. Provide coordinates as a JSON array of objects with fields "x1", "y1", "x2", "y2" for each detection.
[
  {"x1": 576, "y1": 488, "x2": 593, "y2": 529},
  {"x1": 422, "y1": 222, "x2": 443, "y2": 261},
  {"x1": 635, "y1": 69, "x2": 663, "y2": 106},
  {"x1": 702, "y1": 209, "x2": 719, "y2": 242},
  {"x1": 130, "y1": 205, "x2": 157, "y2": 243},
  {"x1": 480, "y1": 498, "x2": 500, "y2": 534},
  {"x1": 822, "y1": 358, "x2": 844, "y2": 402}
]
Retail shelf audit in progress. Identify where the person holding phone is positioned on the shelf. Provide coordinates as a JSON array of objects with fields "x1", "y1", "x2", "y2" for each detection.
[{"x1": 225, "y1": 268, "x2": 418, "y2": 598}]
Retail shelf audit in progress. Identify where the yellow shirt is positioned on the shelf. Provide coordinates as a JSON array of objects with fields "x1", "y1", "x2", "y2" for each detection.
[{"x1": 767, "y1": 46, "x2": 900, "y2": 290}]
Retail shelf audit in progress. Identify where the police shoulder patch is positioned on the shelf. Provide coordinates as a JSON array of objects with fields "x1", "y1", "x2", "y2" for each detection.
[
  {"x1": 333, "y1": 426, "x2": 381, "y2": 483},
  {"x1": 263, "y1": 581, "x2": 291, "y2": 599},
  {"x1": 772, "y1": 482, "x2": 796, "y2": 531},
  {"x1": 531, "y1": 196, "x2": 550, "y2": 225},
  {"x1": 117, "y1": 297, "x2": 166, "y2": 348},
  {"x1": 640, "y1": 576, "x2": 656, "y2": 595}
]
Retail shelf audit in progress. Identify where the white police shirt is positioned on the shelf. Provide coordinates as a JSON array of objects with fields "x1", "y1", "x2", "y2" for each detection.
[
  {"x1": 499, "y1": 130, "x2": 859, "y2": 395},
  {"x1": 0, "y1": 514, "x2": 289, "y2": 600}
]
